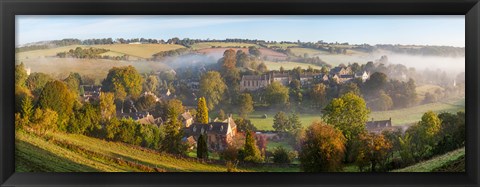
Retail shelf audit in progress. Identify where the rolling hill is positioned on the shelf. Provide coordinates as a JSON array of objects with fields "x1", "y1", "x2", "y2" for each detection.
[
  {"x1": 16, "y1": 130, "x2": 300, "y2": 172},
  {"x1": 392, "y1": 147, "x2": 465, "y2": 172}
]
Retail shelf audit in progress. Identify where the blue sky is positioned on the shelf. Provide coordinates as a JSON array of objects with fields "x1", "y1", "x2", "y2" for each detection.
[{"x1": 16, "y1": 15, "x2": 465, "y2": 47}]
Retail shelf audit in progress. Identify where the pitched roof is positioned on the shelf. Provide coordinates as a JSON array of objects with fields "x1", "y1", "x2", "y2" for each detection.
[
  {"x1": 366, "y1": 119, "x2": 392, "y2": 130},
  {"x1": 242, "y1": 75, "x2": 269, "y2": 81},
  {"x1": 185, "y1": 117, "x2": 236, "y2": 136}
]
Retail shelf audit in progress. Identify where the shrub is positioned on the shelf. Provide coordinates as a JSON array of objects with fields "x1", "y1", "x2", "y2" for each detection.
[{"x1": 272, "y1": 146, "x2": 294, "y2": 164}]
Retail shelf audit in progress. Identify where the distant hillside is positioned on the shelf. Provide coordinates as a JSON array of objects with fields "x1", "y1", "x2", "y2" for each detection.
[{"x1": 392, "y1": 147, "x2": 465, "y2": 172}]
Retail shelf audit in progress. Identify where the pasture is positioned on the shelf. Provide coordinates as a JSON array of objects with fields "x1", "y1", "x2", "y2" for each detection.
[
  {"x1": 92, "y1": 44, "x2": 185, "y2": 59},
  {"x1": 246, "y1": 97, "x2": 465, "y2": 130},
  {"x1": 20, "y1": 58, "x2": 171, "y2": 84}
]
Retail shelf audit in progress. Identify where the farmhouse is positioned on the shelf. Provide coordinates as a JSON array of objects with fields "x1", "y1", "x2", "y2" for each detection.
[
  {"x1": 329, "y1": 66, "x2": 354, "y2": 83},
  {"x1": 184, "y1": 116, "x2": 237, "y2": 151},
  {"x1": 365, "y1": 118, "x2": 402, "y2": 134}
]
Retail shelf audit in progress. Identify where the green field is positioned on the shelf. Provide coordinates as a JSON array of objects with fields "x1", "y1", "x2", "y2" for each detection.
[
  {"x1": 92, "y1": 44, "x2": 185, "y2": 59},
  {"x1": 19, "y1": 58, "x2": 171, "y2": 84},
  {"x1": 191, "y1": 42, "x2": 260, "y2": 50},
  {"x1": 247, "y1": 98, "x2": 465, "y2": 130},
  {"x1": 263, "y1": 61, "x2": 323, "y2": 70},
  {"x1": 392, "y1": 147, "x2": 465, "y2": 172},
  {"x1": 16, "y1": 130, "x2": 299, "y2": 172},
  {"x1": 370, "y1": 97, "x2": 464, "y2": 126},
  {"x1": 17, "y1": 44, "x2": 185, "y2": 60}
]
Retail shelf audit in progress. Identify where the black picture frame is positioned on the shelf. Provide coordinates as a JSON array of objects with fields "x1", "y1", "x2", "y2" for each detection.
[{"x1": 1, "y1": 0, "x2": 479, "y2": 186}]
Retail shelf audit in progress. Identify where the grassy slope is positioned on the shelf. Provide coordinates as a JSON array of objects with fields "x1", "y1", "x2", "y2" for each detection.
[
  {"x1": 247, "y1": 97, "x2": 465, "y2": 130},
  {"x1": 16, "y1": 131, "x2": 299, "y2": 172},
  {"x1": 370, "y1": 97, "x2": 464, "y2": 126},
  {"x1": 392, "y1": 147, "x2": 465, "y2": 172},
  {"x1": 16, "y1": 131, "x2": 233, "y2": 172},
  {"x1": 92, "y1": 44, "x2": 184, "y2": 59},
  {"x1": 20, "y1": 58, "x2": 171, "y2": 83}
]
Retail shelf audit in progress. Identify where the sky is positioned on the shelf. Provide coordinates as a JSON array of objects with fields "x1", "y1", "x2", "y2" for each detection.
[{"x1": 16, "y1": 15, "x2": 465, "y2": 47}]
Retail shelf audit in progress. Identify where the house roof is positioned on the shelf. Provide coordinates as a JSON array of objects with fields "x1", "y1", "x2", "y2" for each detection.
[
  {"x1": 242, "y1": 75, "x2": 269, "y2": 81},
  {"x1": 366, "y1": 119, "x2": 392, "y2": 130},
  {"x1": 185, "y1": 117, "x2": 236, "y2": 136},
  {"x1": 339, "y1": 74, "x2": 355, "y2": 79}
]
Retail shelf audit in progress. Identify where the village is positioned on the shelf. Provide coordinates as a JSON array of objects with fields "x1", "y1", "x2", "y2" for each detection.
[
  {"x1": 15, "y1": 37, "x2": 465, "y2": 172},
  {"x1": 76, "y1": 62, "x2": 403, "y2": 154}
]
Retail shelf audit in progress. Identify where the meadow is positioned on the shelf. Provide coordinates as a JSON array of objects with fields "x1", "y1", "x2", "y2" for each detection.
[
  {"x1": 20, "y1": 58, "x2": 171, "y2": 84},
  {"x1": 246, "y1": 97, "x2": 465, "y2": 130}
]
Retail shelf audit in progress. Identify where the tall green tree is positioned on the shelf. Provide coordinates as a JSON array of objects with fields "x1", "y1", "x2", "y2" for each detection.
[
  {"x1": 199, "y1": 71, "x2": 226, "y2": 110},
  {"x1": 196, "y1": 97, "x2": 209, "y2": 124},
  {"x1": 15, "y1": 62, "x2": 28, "y2": 88},
  {"x1": 64, "y1": 72, "x2": 82, "y2": 95},
  {"x1": 143, "y1": 75, "x2": 159, "y2": 93},
  {"x1": 273, "y1": 111, "x2": 289, "y2": 132},
  {"x1": 20, "y1": 95, "x2": 33, "y2": 121},
  {"x1": 242, "y1": 130, "x2": 263, "y2": 163},
  {"x1": 26, "y1": 72, "x2": 53, "y2": 96},
  {"x1": 102, "y1": 65, "x2": 144, "y2": 100},
  {"x1": 197, "y1": 134, "x2": 208, "y2": 159},
  {"x1": 310, "y1": 83, "x2": 328, "y2": 108},
  {"x1": 38, "y1": 80, "x2": 77, "y2": 131},
  {"x1": 322, "y1": 92, "x2": 370, "y2": 162},
  {"x1": 99, "y1": 92, "x2": 116, "y2": 121},
  {"x1": 238, "y1": 93, "x2": 254, "y2": 118},
  {"x1": 163, "y1": 99, "x2": 187, "y2": 155},
  {"x1": 265, "y1": 81, "x2": 289, "y2": 106}
]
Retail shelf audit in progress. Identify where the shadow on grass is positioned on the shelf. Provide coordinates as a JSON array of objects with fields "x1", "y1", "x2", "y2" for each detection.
[{"x1": 15, "y1": 140, "x2": 99, "y2": 172}]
